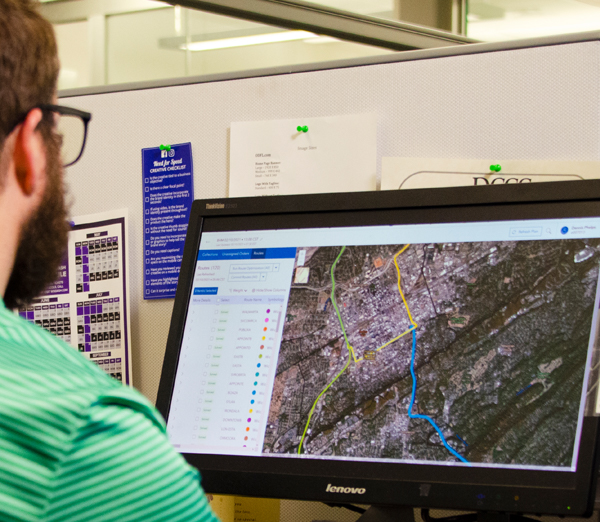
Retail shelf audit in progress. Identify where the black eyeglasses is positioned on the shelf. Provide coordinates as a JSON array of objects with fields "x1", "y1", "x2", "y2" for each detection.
[
  {"x1": 10, "y1": 104, "x2": 92, "y2": 168},
  {"x1": 37, "y1": 104, "x2": 92, "y2": 167}
]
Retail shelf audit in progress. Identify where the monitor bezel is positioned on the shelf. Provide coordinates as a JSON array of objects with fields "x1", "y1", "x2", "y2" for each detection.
[{"x1": 157, "y1": 180, "x2": 600, "y2": 516}]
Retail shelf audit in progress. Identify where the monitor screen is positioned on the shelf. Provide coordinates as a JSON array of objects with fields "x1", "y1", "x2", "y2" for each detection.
[{"x1": 157, "y1": 180, "x2": 600, "y2": 518}]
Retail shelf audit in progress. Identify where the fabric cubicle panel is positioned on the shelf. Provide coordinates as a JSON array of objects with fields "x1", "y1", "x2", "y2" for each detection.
[{"x1": 61, "y1": 37, "x2": 600, "y2": 405}]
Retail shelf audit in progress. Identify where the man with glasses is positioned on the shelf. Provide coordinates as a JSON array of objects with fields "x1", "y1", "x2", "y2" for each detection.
[{"x1": 0, "y1": 2, "x2": 218, "y2": 520}]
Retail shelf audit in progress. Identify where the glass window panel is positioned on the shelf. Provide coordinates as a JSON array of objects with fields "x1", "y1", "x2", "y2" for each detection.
[
  {"x1": 55, "y1": 20, "x2": 91, "y2": 90},
  {"x1": 106, "y1": 6, "x2": 394, "y2": 86},
  {"x1": 107, "y1": 8, "x2": 186, "y2": 85},
  {"x1": 467, "y1": 0, "x2": 600, "y2": 41},
  {"x1": 185, "y1": 7, "x2": 393, "y2": 76},
  {"x1": 276, "y1": 0, "x2": 453, "y2": 31},
  {"x1": 276, "y1": 0, "x2": 600, "y2": 40},
  {"x1": 188, "y1": 37, "x2": 394, "y2": 77},
  {"x1": 52, "y1": 0, "x2": 600, "y2": 90},
  {"x1": 293, "y1": 0, "x2": 397, "y2": 19}
]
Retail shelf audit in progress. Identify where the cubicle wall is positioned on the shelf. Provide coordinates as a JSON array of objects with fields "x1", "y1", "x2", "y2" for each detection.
[{"x1": 60, "y1": 32, "x2": 600, "y2": 405}]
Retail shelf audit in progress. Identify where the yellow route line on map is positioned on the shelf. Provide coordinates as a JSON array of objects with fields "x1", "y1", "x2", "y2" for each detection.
[
  {"x1": 394, "y1": 245, "x2": 418, "y2": 329},
  {"x1": 350, "y1": 326, "x2": 416, "y2": 363},
  {"x1": 350, "y1": 245, "x2": 417, "y2": 362},
  {"x1": 297, "y1": 244, "x2": 417, "y2": 454}
]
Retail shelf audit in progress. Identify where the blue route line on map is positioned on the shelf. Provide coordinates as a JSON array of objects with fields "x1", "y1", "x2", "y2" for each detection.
[
  {"x1": 455, "y1": 434, "x2": 469, "y2": 447},
  {"x1": 516, "y1": 383, "x2": 533, "y2": 396},
  {"x1": 408, "y1": 329, "x2": 470, "y2": 464}
]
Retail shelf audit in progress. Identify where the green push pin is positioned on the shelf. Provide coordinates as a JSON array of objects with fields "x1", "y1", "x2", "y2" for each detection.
[
  {"x1": 490, "y1": 164, "x2": 502, "y2": 172},
  {"x1": 296, "y1": 126, "x2": 308, "y2": 133},
  {"x1": 159, "y1": 144, "x2": 172, "y2": 152}
]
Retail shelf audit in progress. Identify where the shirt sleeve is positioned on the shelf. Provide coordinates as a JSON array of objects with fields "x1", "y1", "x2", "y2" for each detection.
[{"x1": 44, "y1": 397, "x2": 220, "y2": 522}]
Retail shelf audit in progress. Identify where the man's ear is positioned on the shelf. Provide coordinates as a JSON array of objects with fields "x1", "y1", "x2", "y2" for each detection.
[{"x1": 13, "y1": 108, "x2": 45, "y2": 197}]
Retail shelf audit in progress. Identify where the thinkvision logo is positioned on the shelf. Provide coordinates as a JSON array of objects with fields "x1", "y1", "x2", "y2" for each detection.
[
  {"x1": 326, "y1": 484, "x2": 366, "y2": 495},
  {"x1": 205, "y1": 203, "x2": 225, "y2": 209}
]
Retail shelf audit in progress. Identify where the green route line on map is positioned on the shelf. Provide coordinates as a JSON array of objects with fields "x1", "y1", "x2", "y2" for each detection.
[
  {"x1": 296, "y1": 246, "x2": 416, "y2": 454},
  {"x1": 331, "y1": 247, "x2": 351, "y2": 349},
  {"x1": 296, "y1": 244, "x2": 468, "y2": 462},
  {"x1": 297, "y1": 246, "x2": 413, "y2": 454},
  {"x1": 298, "y1": 246, "x2": 350, "y2": 455}
]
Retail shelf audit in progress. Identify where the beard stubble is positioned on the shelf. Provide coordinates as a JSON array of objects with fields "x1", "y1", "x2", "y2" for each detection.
[{"x1": 3, "y1": 128, "x2": 70, "y2": 309}]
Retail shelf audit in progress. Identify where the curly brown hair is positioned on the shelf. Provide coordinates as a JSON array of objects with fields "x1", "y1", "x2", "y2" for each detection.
[{"x1": 0, "y1": 0, "x2": 58, "y2": 146}]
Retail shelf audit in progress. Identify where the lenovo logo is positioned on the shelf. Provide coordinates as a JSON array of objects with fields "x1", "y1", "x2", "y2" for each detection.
[
  {"x1": 205, "y1": 203, "x2": 225, "y2": 209},
  {"x1": 326, "y1": 484, "x2": 366, "y2": 495}
]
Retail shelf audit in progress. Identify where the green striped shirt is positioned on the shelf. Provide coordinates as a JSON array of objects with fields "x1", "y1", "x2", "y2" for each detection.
[{"x1": 0, "y1": 301, "x2": 219, "y2": 522}]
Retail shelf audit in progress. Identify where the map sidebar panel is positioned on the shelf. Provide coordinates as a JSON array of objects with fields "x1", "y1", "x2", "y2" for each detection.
[
  {"x1": 17, "y1": 210, "x2": 132, "y2": 385},
  {"x1": 168, "y1": 247, "x2": 296, "y2": 455}
]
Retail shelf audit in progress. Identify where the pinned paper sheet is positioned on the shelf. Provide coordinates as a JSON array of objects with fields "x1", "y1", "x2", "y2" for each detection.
[
  {"x1": 230, "y1": 113, "x2": 377, "y2": 197},
  {"x1": 381, "y1": 157, "x2": 600, "y2": 190}
]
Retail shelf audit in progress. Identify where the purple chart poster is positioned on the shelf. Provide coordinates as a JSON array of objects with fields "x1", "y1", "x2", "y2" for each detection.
[{"x1": 17, "y1": 209, "x2": 132, "y2": 385}]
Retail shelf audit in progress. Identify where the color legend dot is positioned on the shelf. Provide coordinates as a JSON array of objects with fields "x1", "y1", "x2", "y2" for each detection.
[
  {"x1": 251, "y1": 400, "x2": 255, "y2": 404},
  {"x1": 255, "y1": 372, "x2": 259, "y2": 376},
  {"x1": 266, "y1": 309, "x2": 270, "y2": 313},
  {"x1": 252, "y1": 391, "x2": 256, "y2": 395},
  {"x1": 259, "y1": 354, "x2": 263, "y2": 359},
  {"x1": 247, "y1": 418, "x2": 251, "y2": 422},
  {"x1": 265, "y1": 318, "x2": 269, "y2": 323},
  {"x1": 257, "y1": 363, "x2": 261, "y2": 368}
]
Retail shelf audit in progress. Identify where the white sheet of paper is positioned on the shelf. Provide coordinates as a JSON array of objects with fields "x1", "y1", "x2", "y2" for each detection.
[
  {"x1": 381, "y1": 157, "x2": 600, "y2": 190},
  {"x1": 230, "y1": 113, "x2": 377, "y2": 197}
]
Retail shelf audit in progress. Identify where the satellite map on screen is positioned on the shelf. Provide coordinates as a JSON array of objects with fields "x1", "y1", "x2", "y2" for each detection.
[{"x1": 263, "y1": 239, "x2": 600, "y2": 467}]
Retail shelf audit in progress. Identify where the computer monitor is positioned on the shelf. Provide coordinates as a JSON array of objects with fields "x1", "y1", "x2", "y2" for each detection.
[{"x1": 157, "y1": 180, "x2": 600, "y2": 521}]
